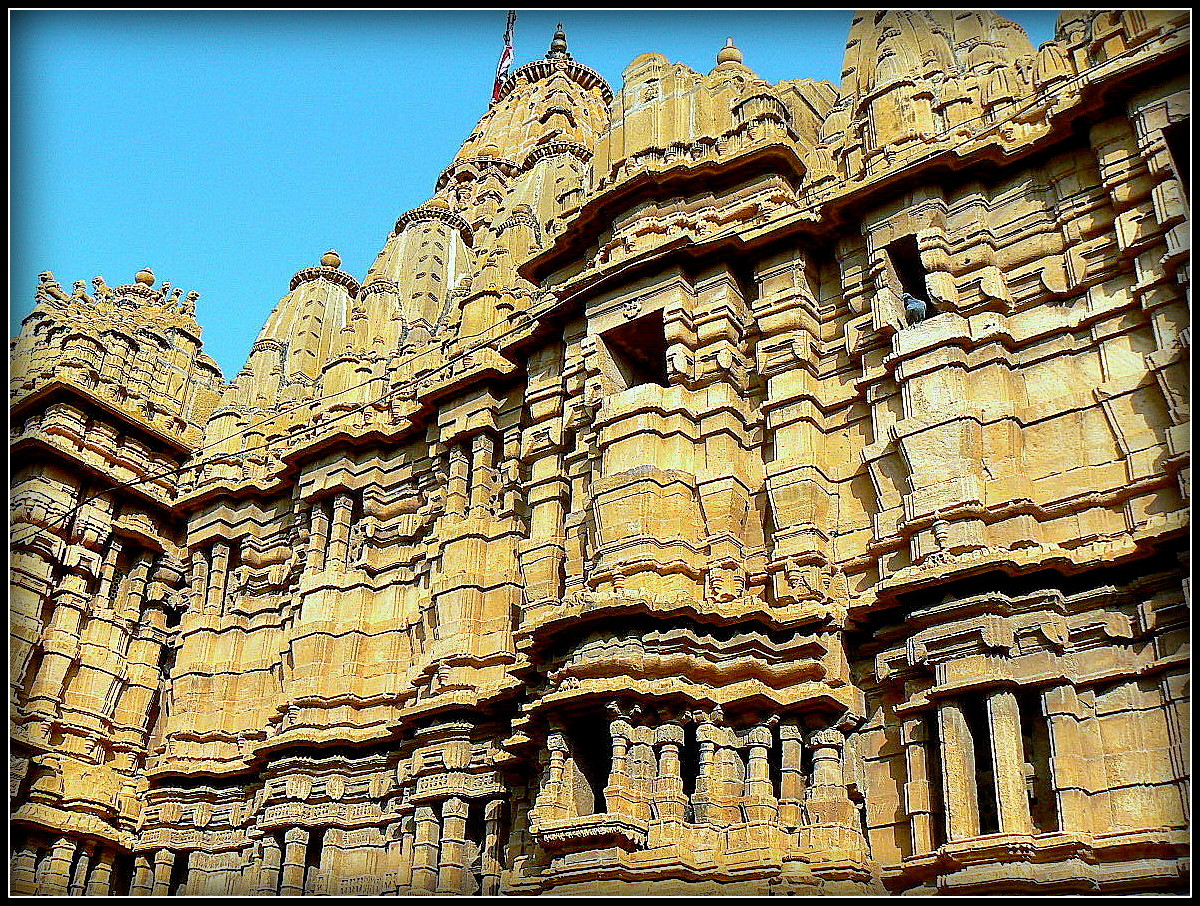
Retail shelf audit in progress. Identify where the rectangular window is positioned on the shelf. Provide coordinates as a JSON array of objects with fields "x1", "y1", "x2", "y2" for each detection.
[
  {"x1": 600, "y1": 310, "x2": 669, "y2": 389},
  {"x1": 885, "y1": 234, "x2": 930, "y2": 301},
  {"x1": 1163, "y1": 118, "x2": 1190, "y2": 197}
]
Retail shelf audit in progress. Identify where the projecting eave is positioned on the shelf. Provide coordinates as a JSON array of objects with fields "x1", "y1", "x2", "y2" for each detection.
[{"x1": 521, "y1": 139, "x2": 808, "y2": 287}]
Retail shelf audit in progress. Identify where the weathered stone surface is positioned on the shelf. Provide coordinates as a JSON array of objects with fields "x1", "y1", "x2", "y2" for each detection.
[{"x1": 10, "y1": 13, "x2": 1189, "y2": 896}]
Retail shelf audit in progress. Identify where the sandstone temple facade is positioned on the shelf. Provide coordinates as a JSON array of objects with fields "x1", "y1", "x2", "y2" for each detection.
[{"x1": 10, "y1": 11, "x2": 1191, "y2": 896}]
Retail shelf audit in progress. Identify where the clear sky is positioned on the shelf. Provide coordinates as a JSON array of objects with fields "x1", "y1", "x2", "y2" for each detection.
[{"x1": 11, "y1": 9, "x2": 1061, "y2": 379}]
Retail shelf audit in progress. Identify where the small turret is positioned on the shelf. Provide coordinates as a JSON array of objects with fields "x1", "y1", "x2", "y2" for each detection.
[{"x1": 546, "y1": 23, "x2": 571, "y2": 61}]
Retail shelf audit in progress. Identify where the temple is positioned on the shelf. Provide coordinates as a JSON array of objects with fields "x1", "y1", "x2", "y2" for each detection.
[{"x1": 10, "y1": 11, "x2": 1190, "y2": 896}]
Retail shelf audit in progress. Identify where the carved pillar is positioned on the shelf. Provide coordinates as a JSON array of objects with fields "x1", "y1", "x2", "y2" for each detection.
[
  {"x1": 410, "y1": 805, "x2": 441, "y2": 892},
  {"x1": 306, "y1": 500, "x2": 330, "y2": 573},
  {"x1": 469, "y1": 433, "x2": 496, "y2": 512},
  {"x1": 255, "y1": 835, "x2": 282, "y2": 896},
  {"x1": 327, "y1": 494, "x2": 354, "y2": 568},
  {"x1": 68, "y1": 842, "x2": 93, "y2": 895},
  {"x1": 937, "y1": 701, "x2": 980, "y2": 840},
  {"x1": 534, "y1": 732, "x2": 570, "y2": 821},
  {"x1": 627, "y1": 735, "x2": 657, "y2": 822},
  {"x1": 26, "y1": 576, "x2": 89, "y2": 711},
  {"x1": 744, "y1": 724, "x2": 778, "y2": 822},
  {"x1": 653, "y1": 723, "x2": 687, "y2": 821},
  {"x1": 84, "y1": 847, "x2": 115, "y2": 895},
  {"x1": 38, "y1": 836, "x2": 75, "y2": 894},
  {"x1": 150, "y1": 849, "x2": 175, "y2": 896},
  {"x1": 188, "y1": 548, "x2": 209, "y2": 615},
  {"x1": 604, "y1": 718, "x2": 634, "y2": 818},
  {"x1": 11, "y1": 840, "x2": 39, "y2": 894},
  {"x1": 692, "y1": 722, "x2": 717, "y2": 822},
  {"x1": 987, "y1": 689, "x2": 1033, "y2": 834},
  {"x1": 437, "y1": 796, "x2": 470, "y2": 894},
  {"x1": 130, "y1": 853, "x2": 154, "y2": 896},
  {"x1": 778, "y1": 723, "x2": 806, "y2": 827},
  {"x1": 96, "y1": 538, "x2": 124, "y2": 600},
  {"x1": 206, "y1": 541, "x2": 230, "y2": 613},
  {"x1": 806, "y1": 727, "x2": 857, "y2": 827},
  {"x1": 447, "y1": 445, "x2": 470, "y2": 515},
  {"x1": 1043, "y1": 683, "x2": 1105, "y2": 833},
  {"x1": 481, "y1": 799, "x2": 504, "y2": 896},
  {"x1": 901, "y1": 715, "x2": 936, "y2": 853},
  {"x1": 279, "y1": 827, "x2": 308, "y2": 896}
]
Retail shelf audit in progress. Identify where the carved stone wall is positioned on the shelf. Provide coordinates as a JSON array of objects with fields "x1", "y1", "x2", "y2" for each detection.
[{"x1": 10, "y1": 13, "x2": 1189, "y2": 896}]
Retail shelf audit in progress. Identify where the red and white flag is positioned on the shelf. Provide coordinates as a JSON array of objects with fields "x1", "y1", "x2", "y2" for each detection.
[{"x1": 492, "y1": 10, "x2": 516, "y2": 104}]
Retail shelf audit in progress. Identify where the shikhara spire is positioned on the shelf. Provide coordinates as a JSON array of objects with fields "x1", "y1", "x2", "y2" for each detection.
[{"x1": 11, "y1": 11, "x2": 1190, "y2": 898}]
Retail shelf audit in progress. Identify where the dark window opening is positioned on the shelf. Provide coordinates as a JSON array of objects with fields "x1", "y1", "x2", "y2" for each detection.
[
  {"x1": 464, "y1": 799, "x2": 489, "y2": 894},
  {"x1": 601, "y1": 309, "x2": 669, "y2": 389},
  {"x1": 768, "y1": 729, "x2": 784, "y2": 803},
  {"x1": 111, "y1": 852, "x2": 134, "y2": 896},
  {"x1": 680, "y1": 722, "x2": 700, "y2": 821},
  {"x1": 886, "y1": 235, "x2": 936, "y2": 325},
  {"x1": 1019, "y1": 690, "x2": 1059, "y2": 833},
  {"x1": 166, "y1": 850, "x2": 189, "y2": 896},
  {"x1": 961, "y1": 696, "x2": 1000, "y2": 835},
  {"x1": 1164, "y1": 118, "x2": 1190, "y2": 198},
  {"x1": 569, "y1": 717, "x2": 612, "y2": 815},
  {"x1": 304, "y1": 827, "x2": 325, "y2": 891}
]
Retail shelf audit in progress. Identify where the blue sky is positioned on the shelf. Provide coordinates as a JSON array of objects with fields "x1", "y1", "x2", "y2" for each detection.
[{"x1": 11, "y1": 10, "x2": 1060, "y2": 379}]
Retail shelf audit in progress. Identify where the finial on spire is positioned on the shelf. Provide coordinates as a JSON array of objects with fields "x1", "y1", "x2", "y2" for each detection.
[
  {"x1": 547, "y1": 22, "x2": 571, "y2": 61},
  {"x1": 322, "y1": 250, "x2": 342, "y2": 269},
  {"x1": 135, "y1": 267, "x2": 156, "y2": 287},
  {"x1": 716, "y1": 37, "x2": 743, "y2": 65}
]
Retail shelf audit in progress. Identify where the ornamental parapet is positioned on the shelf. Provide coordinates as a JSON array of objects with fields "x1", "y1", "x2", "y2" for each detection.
[
  {"x1": 522, "y1": 140, "x2": 593, "y2": 170},
  {"x1": 493, "y1": 58, "x2": 613, "y2": 106},
  {"x1": 288, "y1": 265, "x2": 361, "y2": 296},
  {"x1": 393, "y1": 204, "x2": 474, "y2": 244}
]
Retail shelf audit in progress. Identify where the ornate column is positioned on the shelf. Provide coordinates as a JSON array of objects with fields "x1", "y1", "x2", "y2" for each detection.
[
  {"x1": 901, "y1": 714, "x2": 936, "y2": 853},
  {"x1": 533, "y1": 732, "x2": 571, "y2": 821},
  {"x1": 447, "y1": 444, "x2": 470, "y2": 515},
  {"x1": 410, "y1": 805, "x2": 441, "y2": 892},
  {"x1": 26, "y1": 574, "x2": 89, "y2": 712},
  {"x1": 205, "y1": 541, "x2": 230, "y2": 613},
  {"x1": 987, "y1": 689, "x2": 1033, "y2": 834},
  {"x1": 11, "y1": 839, "x2": 40, "y2": 894},
  {"x1": 481, "y1": 799, "x2": 505, "y2": 896},
  {"x1": 692, "y1": 721, "x2": 718, "y2": 822},
  {"x1": 130, "y1": 852, "x2": 154, "y2": 895},
  {"x1": 327, "y1": 494, "x2": 355, "y2": 568},
  {"x1": 469, "y1": 433, "x2": 496, "y2": 512},
  {"x1": 255, "y1": 835, "x2": 282, "y2": 895},
  {"x1": 937, "y1": 700, "x2": 980, "y2": 840},
  {"x1": 778, "y1": 723, "x2": 806, "y2": 827},
  {"x1": 279, "y1": 827, "x2": 309, "y2": 896},
  {"x1": 306, "y1": 500, "x2": 330, "y2": 573},
  {"x1": 84, "y1": 848, "x2": 114, "y2": 896},
  {"x1": 68, "y1": 842, "x2": 93, "y2": 894},
  {"x1": 437, "y1": 796, "x2": 470, "y2": 894},
  {"x1": 805, "y1": 727, "x2": 857, "y2": 828},
  {"x1": 604, "y1": 717, "x2": 634, "y2": 818},
  {"x1": 743, "y1": 724, "x2": 778, "y2": 822},
  {"x1": 38, "y1": 836, "x2": 76, "y2": 894},
  {"x1": 653, "y1": 723, "x2": 687, "y2": 820},
  {"x1": 150, "y1": 849, "x2": 176, "y2": 896}
]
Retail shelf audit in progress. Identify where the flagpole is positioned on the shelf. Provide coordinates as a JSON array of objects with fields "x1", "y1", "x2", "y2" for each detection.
[{"x1": 491, "y1": 10, "x2": 517, "y2": 106}]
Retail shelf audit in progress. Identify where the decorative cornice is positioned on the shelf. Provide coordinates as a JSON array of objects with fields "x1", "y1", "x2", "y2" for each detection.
[
  {"x1": 493, "y1": 58, "x2": 614, "y2": 106},
  {"x1": 521, "y1": 140, "x2": 593, "y2": 170},
  {"x1": 288, "y1": 266, "x2": 361, "y2": 297},
  {"x1": 435, "y1": 156, "x2": 520, "y2": 191},
  {"x1": 393, "y1": 206, "x2": 474, "y2": 245}
]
